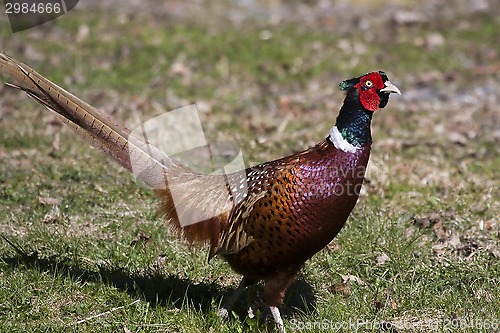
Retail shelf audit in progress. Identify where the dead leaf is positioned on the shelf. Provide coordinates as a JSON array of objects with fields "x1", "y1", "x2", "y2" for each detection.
[
  {"x1": 433, "y1": 221, "x2": 449, "y2": 241},
  {"x1": 43, "y1": 205, "x2": 61, "y2": 224},
  {"x1": 471, "y1": 203, "x2": 486, "y2": 213},
  {"x1": 94, "y1": 184, "x2": 108, "y2": 194},
  {"x1": 327, "y1": 241, "x2": 340, "y2": 251},
  {"x1": 170, "y1": 61, "x2": 191, "y2": 77},
  {"x1": 447, "y1": 131, "x2": 467, "y2": 145},
  {"x1": 404, "y1": 227, "x2": 414, "y2": 239},
  {"x1": 432, "y1": 243, "x2": 447, "y2": 256},
  {"x1": 484, "y1": 220, "x2": 495, "y2": 231},
  {"x1": 392, "y1": 10, "x2": 426, "y2": 25},
  {"x1": 76, "y1": 24, "x2": 90, "y2": 43},
  {"x1": 376, "y1": 253, "x2": 391, "y2": 265},
  {"x1": 414, "y1": 212, "x2": 441, "y2": 229},
  {"x1": 391, "y1": 298, "x2": 398, "y2": 310},
  {"x1": 37, "y1": 196, "x2": 61, "y2": 206},
  {"x1": 51, "y1": 132, "x2": 60, "y2": 152},
  {"x1": 341, "y1": 274, "x2": 366, "y2": 286},
  {"x1": 425, "y1": 32, "x2": 445, "y2": 50},
  {"x1": 157, "y1": 254, "x2": 167, "y2": 266},
  {"x1": 417, "y1": 70, "x2": 444, "y2": 84},
  {"x1": 448, "y1": 234, "x2": 461, "y2": 247},
  {"x1": 330, "y1": 283, "x2": 351, "y2": 296}
]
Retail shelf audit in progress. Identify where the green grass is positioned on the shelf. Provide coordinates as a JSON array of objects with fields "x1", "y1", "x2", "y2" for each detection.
[{"x1": 0, "y1": 2, "x2": 499, "y2": 332}]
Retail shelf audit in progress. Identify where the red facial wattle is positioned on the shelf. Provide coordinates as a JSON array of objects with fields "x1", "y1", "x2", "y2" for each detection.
[{"x1": 355, "y1": 72, "x2": 385, "y2": 112}]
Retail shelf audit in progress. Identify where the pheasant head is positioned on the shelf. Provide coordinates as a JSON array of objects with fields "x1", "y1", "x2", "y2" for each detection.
[
  {"x1": 339, "y1": 70, "x2": 401, "y2": 111},
  {"x1": 331, "y1": 71, "x2": 401, "y2": 151}
]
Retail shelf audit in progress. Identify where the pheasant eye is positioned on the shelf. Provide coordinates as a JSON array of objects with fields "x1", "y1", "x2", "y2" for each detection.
[{"x1": 364, "y1": 80, "x2": 373, "y2": 88}]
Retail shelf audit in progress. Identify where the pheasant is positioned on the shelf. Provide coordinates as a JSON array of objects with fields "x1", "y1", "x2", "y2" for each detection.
[{"x1": 0, "y1": 51, "x2": 400, "y2": 332}]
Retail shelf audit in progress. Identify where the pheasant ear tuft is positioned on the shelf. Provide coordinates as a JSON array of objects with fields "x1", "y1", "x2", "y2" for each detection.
[
  {"x1": 378, "y1": 70, "x2": 388, "y2": 82},
  {"x1": 339, "y1": 77, "x2": 360, "y2": 91}
]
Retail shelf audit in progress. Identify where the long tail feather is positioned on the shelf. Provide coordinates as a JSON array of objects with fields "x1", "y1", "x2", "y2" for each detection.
[
  {"x1": 0, "y1": 51, "x2": 235, "y2": 246},
  {"x1": 0, "y1": 51, "x2": 170, "y2": 189}
]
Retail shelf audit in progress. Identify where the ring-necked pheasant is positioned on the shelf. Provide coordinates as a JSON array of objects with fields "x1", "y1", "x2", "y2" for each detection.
[{"x1": 0, "y1": 51, "x2": 400, "y2": 332}]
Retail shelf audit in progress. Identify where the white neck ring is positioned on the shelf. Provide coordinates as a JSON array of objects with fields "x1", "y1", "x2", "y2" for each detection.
[{"x1": 329, "y1": 126, "x2": 360, "y2": 153}]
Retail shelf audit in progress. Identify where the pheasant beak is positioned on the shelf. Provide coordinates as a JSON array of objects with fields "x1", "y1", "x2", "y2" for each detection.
[{"x1": 380, "y1": 81, "x2": 401, "y2": 95}]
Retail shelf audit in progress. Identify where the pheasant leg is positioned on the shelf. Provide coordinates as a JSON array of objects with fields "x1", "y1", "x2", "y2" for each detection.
[
  {"x1": 269, "y1": 306, "x2": 286, "y2": 333},
  {"x1": 218, "y1": 277, "x2": 248, "y2": 320}
]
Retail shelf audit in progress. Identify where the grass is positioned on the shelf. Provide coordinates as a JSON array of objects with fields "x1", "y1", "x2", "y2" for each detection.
[{"x1": 0, "y1": 1, "x2": 499, "y2": 332}]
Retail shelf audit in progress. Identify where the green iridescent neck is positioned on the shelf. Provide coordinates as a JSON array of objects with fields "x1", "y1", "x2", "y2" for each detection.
[{"x1": 334, "y1": 91, "x2": 373, "y2": 147}]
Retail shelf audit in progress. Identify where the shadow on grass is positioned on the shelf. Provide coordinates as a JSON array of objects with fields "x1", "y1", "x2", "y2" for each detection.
[{"x1": 1, "y1": 239, "x2": 316, "y2": 319}]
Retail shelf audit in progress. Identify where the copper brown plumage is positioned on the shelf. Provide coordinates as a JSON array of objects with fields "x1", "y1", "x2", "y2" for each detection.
[{"x1": 0, "y1": 51, "x2": 400, "y2": 333}]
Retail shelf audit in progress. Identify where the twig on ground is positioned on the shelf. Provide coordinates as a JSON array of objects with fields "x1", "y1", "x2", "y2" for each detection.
[{"x1": 75, "y1": 299, "x2": 141, "y2": 325}]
